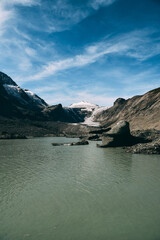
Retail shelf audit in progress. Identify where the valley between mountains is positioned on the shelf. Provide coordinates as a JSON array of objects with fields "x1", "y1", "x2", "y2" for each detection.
[{"x1": 0, "y1": 71, "x2": 160, "y2": 153}]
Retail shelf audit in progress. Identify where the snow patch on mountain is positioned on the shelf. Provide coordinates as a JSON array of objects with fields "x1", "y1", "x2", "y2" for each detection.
[
  {"x1": 3, "y1": 84, "x2": 27, "y2": 104},
  {"x1": 68, "y1": 101, "x2": 108, "y2": 126},
  {"x1": 82, "y1": 106, "x2": 108, "y2": 126},
  {"x1": 24, "y1": 89, "x2": 47, "y2": 107}
]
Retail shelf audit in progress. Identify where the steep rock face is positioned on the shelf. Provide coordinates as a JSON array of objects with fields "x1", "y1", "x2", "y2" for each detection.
[
  {"x1": 42, "y1": 104, "x2": 83, "y2": 123},
  {"x1": 0, "y1": 72, "x2": 48, "y2": 119},
  {"x1": 94, "y1": 88, "x2": 160, "y2": 130},
  {"x1": 0, "y1": 72, "x2": 48, "y2": 108}
]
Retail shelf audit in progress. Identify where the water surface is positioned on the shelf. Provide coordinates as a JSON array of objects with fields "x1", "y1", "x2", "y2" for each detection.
[{"x1": 0, "y1": 137, "x2": 160, "y2": 240}]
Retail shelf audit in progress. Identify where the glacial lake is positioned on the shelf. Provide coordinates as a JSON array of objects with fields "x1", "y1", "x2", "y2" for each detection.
[{"x1": 0, "y1": 137, "x2": 160, "y2": 240}]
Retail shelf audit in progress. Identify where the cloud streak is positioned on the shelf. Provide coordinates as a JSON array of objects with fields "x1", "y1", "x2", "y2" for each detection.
[
  {"x1": 89, "y1": 0, "x2": 116, "y2": 9},
  {"x1": 0, "y1": 0, "x2": 40, "y2": 36},
  {"x1": 27, "y1": 29, "x2": 160, "y2": 81}
]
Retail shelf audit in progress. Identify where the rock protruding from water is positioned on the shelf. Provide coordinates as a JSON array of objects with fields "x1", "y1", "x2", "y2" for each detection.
[
  {"x1": 97, "y1": 120, "x2": 147, "y2": 148},
  {"x1": 52, "y1": 140, "x2": 89, "y2": 146}
]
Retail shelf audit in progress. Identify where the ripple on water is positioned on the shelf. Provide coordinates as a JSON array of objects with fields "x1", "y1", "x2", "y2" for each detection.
[{"x1": 0, "y1": 137, "x2": 160, "y2": 240}]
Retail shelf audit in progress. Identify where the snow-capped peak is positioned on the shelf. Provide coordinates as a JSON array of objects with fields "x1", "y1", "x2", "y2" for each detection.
[
  {"x1": 68, "y1": 101, "x2": 108, "y2": 126},
  {"x1": 69, "y1": 101, "x2": 99, "y2": 111}
]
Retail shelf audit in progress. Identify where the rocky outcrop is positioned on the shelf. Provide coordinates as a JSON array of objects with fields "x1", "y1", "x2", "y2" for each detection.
[
  {"x1": 0, "y1": 131, "x2": 27, "y2": 139},
  {"x1": 97, "y1": 120, "x2": 148, "y2": 148},
  {"x1": 126, "y1": 140, "x2": 160, "y2": 154},
  {"x1": 42, "y1": 104, "x2": 83, "y2": 123},
  {"x1": 94, "y1": 88, "x2": 160, "y2": 131}
]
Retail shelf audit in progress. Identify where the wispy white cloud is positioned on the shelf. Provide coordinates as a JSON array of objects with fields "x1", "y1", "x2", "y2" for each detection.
[
  {"x1": 0, "y1": 4, "x2": 13, "y2": 35},
  {"x1": 25, "y1": 47, "x2": 37, "y2": 57},
  {"x1": 89, "y1": 0, "x2": 116, "y2": 10},
  {"x1": 0, "y1": 0, "x2": 40, "y2": 7},
  {"x1": 121, "y1": 69, "x2": 160, "y2": 94},
  {"x1": 26, "y1": 65, "x2": 160, "y2": 106},
  {"x1": 40, "y1": 89, "x2": 117, "y2": 106},
  {"x1": 0, "y1": 0, "x2": 40, "y2": 36},
  {"x1": 0, "y1": 0, "x2": 116, "y2": 38},
  {"x1": 35, "y1": 0, "x2": 117, "y2": 33},
  {"x1": 26, "y1": 29, "x2": 160, "y2": 81}
]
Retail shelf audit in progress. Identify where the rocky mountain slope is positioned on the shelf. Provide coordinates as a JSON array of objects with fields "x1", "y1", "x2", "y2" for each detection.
[
  {"x1": 94, "y1": 88, "x2": 160, "y2": 130},
  {"x1": 0, "y1": 72, "x2": 48, "y2": 120},
  {"x1": 0, "y1": 72, "x2": 84, "y2": 123},
  {"x1": 0, "y1": 71, "x2": 106, "y2": 124}
]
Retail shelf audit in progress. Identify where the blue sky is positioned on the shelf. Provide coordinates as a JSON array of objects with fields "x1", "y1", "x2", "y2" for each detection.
[{"x1": 0, "y1": 0, "x2": 160, "y2": 106}]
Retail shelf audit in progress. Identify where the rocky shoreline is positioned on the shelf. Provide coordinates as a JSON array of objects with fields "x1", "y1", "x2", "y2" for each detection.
[
  {"x1": 125, "y1": 140, "x2": 160, "y2": 154},
  {"x1": 0, "y1": 132, "x2": 27, "y2": 139},
  {"x1": 0, "y1": 118, "x2": 159, "y2": 154},
  {"x1": 82, "y1": 121, "x2": 160, "y2": 155},
  {"x1": 125, "y1": 130, "x2": 160, "y2": 154}
]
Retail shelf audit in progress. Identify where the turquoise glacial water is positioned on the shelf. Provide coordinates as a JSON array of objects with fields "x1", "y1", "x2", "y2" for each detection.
[{"x1": 0, "y1": 137, "x2": 160, "y2": 240}]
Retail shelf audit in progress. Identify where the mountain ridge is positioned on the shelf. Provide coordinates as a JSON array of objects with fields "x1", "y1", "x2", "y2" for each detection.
[
  {"x1": 0, "y1": 71, "x2": 160, "y2": 133},
  {"x1": 0, "y1": 72, "x2": 93, "y2": 123}
]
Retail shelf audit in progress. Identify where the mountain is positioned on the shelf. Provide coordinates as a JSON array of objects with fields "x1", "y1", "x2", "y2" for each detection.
[
  {"x1": 94, "y1": 88, "x2": 160, "y2": 130},
  {"x1": 66, "y1": 101, "x2": 99, "y2": 123},
  {"x1": 0, "y1": 72, "x2": 88, "y2": 123},
  {"x1": 1, "y1": 71, "x2": 160, "y2": 132},
  {"x1": 0, "y1": 72, "x2": 48, "y2": 108},
  {"x1": 0, "y1": 72, "x2": 48, "y2": 120}
]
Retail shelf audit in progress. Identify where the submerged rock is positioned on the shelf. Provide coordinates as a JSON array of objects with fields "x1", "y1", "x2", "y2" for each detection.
[
  {"x1": 52, "y1": 140, "x2": 89, "y2": 146},
  {"x1": 70, "y1": 140, "x2": 89, "y2": 146}
]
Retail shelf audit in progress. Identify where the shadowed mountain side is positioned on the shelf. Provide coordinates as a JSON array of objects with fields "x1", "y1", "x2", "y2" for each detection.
[
  {"x1": 94, "y1": 88, "x2": 160, "y2": 130},
  {"x1": 0, "y1": 72, "x2": 84, "y2": 123},
  {"x1": 0, "y1": 72, "x2": 48, "y2": 120}
]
